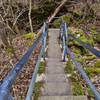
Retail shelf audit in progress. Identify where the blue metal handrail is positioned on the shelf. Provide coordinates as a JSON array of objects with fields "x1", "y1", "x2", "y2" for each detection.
[
  {"x1": 66, "y1": 46, "x2": 100, "y2": 100},
  {"x1": 68, "y1": 34, "x2": 100, "y2": 58},
  {"x1": 0, "y1": 23, "x2": 48, "y2": 100},
  {"x1": 25, "y1": 22, "x2": 48, "y2": 100},
  {"x1": 60, "y1": 22, "x2": 100, "y2": 100}
]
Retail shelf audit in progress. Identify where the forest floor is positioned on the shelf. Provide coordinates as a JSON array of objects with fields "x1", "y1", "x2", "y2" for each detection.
[{"x1": 0, "y1": 33, "x2": 42, "y2": 99}]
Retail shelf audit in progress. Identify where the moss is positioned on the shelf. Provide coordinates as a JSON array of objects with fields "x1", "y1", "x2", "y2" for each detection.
[
  {"x1": 63, "y1": 15, "x2": 73, "y2": 24},
  {"x1": 91, "y1": 25, "x2": 96, "y2": 30},
  {"x1": 38, "y1": 62, "x2": 45, "y2": 74},
  {"x1": 94, "y1": 60, "x2": 100, "y2": 68},
  {"x1": 53, "y1": 15, "x2": 72, "y2": 28},
  {"x1": 72, "y1": 81, "x2": 84, "y2": 95},
  {"x1": 23, "y1": 33, "x2": 34, "y2": 39},
  {"x1": 64, "y1": 56, "x2": 97, "y2": 96},
  {"x1": 72, "y1": 46, "x2": 87, "y2": 55},
  {"x1": 68, "y1": 27, "x2": 94, "y2": 46},
  {"x1": 33, "y1": 61, "x2": 45, "y2": 99},
  {"x1": 64, "y1": 57, "x2": 84, "y2": 95},
  {"x1": 87, "y1": 86, "x2": 94, "y2": 97},
  {"x1": 85, "y1": 67, "x2": 100, "y2": 78},
  {"x1": 18, "y1": 96, "x2": 23, "y2": 100},
  {"x1": 33, "y1": 82, "x2": 43, "y2": 100},
  {"x1": 74, "y1": 54, "x2": 85, "y2": 63},
  {"x1": 73, "y1": 47, "x2": 81, "y2": 54},
  {"x1": 95, "y1": 33, "x2": 100, "y2": 43},
  {"x1": 6, "y1": 47, "x2": 14, "y2": 56},
  {"x1": 53, "y1": 18, "x2": 62, "y2": 28},
  {"x1": 65, "y1": 58, "x2": 74, "y2": 74},
  {"x1": 75, "y1": 34, "x2": 94, "y2": 46},
  {"x1": 6, "y1": 48, "x2": 13, "y2": 53},
  {"x1": 83, "y1": 55, "x2": 96, "y2": 61},
  {"x1": 25, "y1": 41, "x2": 33, "y2": 47}
]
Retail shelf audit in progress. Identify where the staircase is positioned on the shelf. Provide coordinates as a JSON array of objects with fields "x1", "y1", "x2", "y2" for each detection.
[{"x1": 39, "y1": 29, "x2": 87, "y2": 100}]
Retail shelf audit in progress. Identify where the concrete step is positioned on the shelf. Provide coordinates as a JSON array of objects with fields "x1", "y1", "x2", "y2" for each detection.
[
  {"x1": 46, "y1": 74, "x2": 68, "y2": 82},
  {"x1": 42, "y1": 83, "x2": 71, "y2": 96},
  {"x1": 46, "y1": 66, "x2": 64, "y2": 74},
  {"x1": 46, "y1": 62, "x2": 65, "y2": 68},
  {"x1": 39, "y1": 96, "x2": 87, "y2": 100}
]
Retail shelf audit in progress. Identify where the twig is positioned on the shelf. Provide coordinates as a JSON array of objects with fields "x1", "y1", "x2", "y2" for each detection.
[
  {"x1": 0, "y1": 14, "x2": 16, "y2": 35},
  {"x1": 13, "y1": 9, "x2": 26, "y2": 26}
]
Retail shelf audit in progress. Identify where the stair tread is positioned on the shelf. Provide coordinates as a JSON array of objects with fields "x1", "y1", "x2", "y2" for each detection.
[
  {"x1": 41, "y1": 83, "x2": 71, "y2": 96},
  {"x1": 45, "y1": 74, "x2": 68, "y2": 82},
  {"x1": 46, "y1": 66, "x2": 64, "y2": 74},
  {"x1": 39, "y1": 96, "x2": 87, "y2": 100}
]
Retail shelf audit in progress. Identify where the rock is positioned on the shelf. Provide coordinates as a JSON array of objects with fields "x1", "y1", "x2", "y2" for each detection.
[{"x1": 36, "y1": 73, "x2": 46, "y2": 82}]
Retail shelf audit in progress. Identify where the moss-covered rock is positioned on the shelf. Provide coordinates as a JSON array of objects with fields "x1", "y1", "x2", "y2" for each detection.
[
  {"x1": 68, "y1": 27, "x2": 94, "y2": 46},
  {"x1": 82, "y1": 55, "x2": 96, "y2": 61},
  {"x1": 94, "y1": 60, "x2": 100, "y2": 68},
  {"x1": 53, "y1": 15, "x2": 73, "y2": 28},
  {"x1": 85, "y1": 67, "x2": 100, "y2": 78},
  {"x1": 95, "y1": 33, "x2": 100, "y2": 43}
]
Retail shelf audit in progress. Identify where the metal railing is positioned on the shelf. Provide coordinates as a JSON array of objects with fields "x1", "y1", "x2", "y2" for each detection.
[
  {"x1": 25, "y1": 22, "x2": 48, "y2": 100},
  {"x1": 60, "y1": 22, "x2": 67, "y2": 61},
  {"x1": 60, "y1": 21, "x2": 100, "y2": 100},
  {"x1": 68, "y1": 34, "x2": 100, "y2": 58},
  {"x1": 0, "y1": 22, "x2": 48, "y2": 100}
]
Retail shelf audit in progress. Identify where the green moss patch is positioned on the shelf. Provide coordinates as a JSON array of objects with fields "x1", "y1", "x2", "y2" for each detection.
[
  {"x1": 33, "y1": 61, "x2": 45, "y2": 100},
  {"x1": 23, "y1": 33, "x2": 35, "y2": 39},
  {"x1": 38, "y1": 61, "x2": 45, "y2": 75},
  {"x1": 68, "y1": 27, "x2": 94, "y2": 46},
  {"x1": 6, "y1": 47, "x2": 14, "y2": 57},
  {"x1": 95, "y1": 33, "x2": 100, "y2": 43},
  {"x1": 72, "y1": 81, "x2": 84, "y2": 95},
  {"x1": 65, "y1": 59, "x2": 74, "y2": 74},
  {"x1": 85, "y1": 67, "x2": 100, "y2": 78},
  {"x1": 94, "y1": 60, "x2": 100, "y2": 68},
  {"x1": 25, "y1": 41, "x2": 33, "y2": 47},
  {"x1": 33, "y1": 82, "x2": 44, "y2": 100},
  {"x1": 53, "y1": 15, "x2": 73, "y2": 28},
  {"x1": 83, "y1": 55, "x2": 96, "y2": 61},
  {"x1": 64, "y1": 56, "x2": 98, "y2": 98},
  {"x1": 64, "y1": 57, "x2": 84, "y2": 95}
]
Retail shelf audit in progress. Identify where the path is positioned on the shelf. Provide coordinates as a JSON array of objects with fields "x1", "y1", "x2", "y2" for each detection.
[{"x1": 39, "y1": 29, "x2": 87, "y2": 100}]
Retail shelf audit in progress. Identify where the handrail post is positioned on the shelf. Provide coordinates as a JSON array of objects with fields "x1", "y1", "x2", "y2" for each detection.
[
  {"x1": 60, "y1": 22, "x2": 67, "y2": 62},
  {"x1": 64, "y1": 22, "x2": 68, "y2": 44},
  {"x1": 42, "y1": 22, "x2": 48, "y2": 60}
]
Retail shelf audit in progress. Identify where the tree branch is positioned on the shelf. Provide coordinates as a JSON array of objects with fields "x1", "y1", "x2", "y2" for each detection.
[{"x1": 28, "y1": 0, "x2": 33, "y2": 33}]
